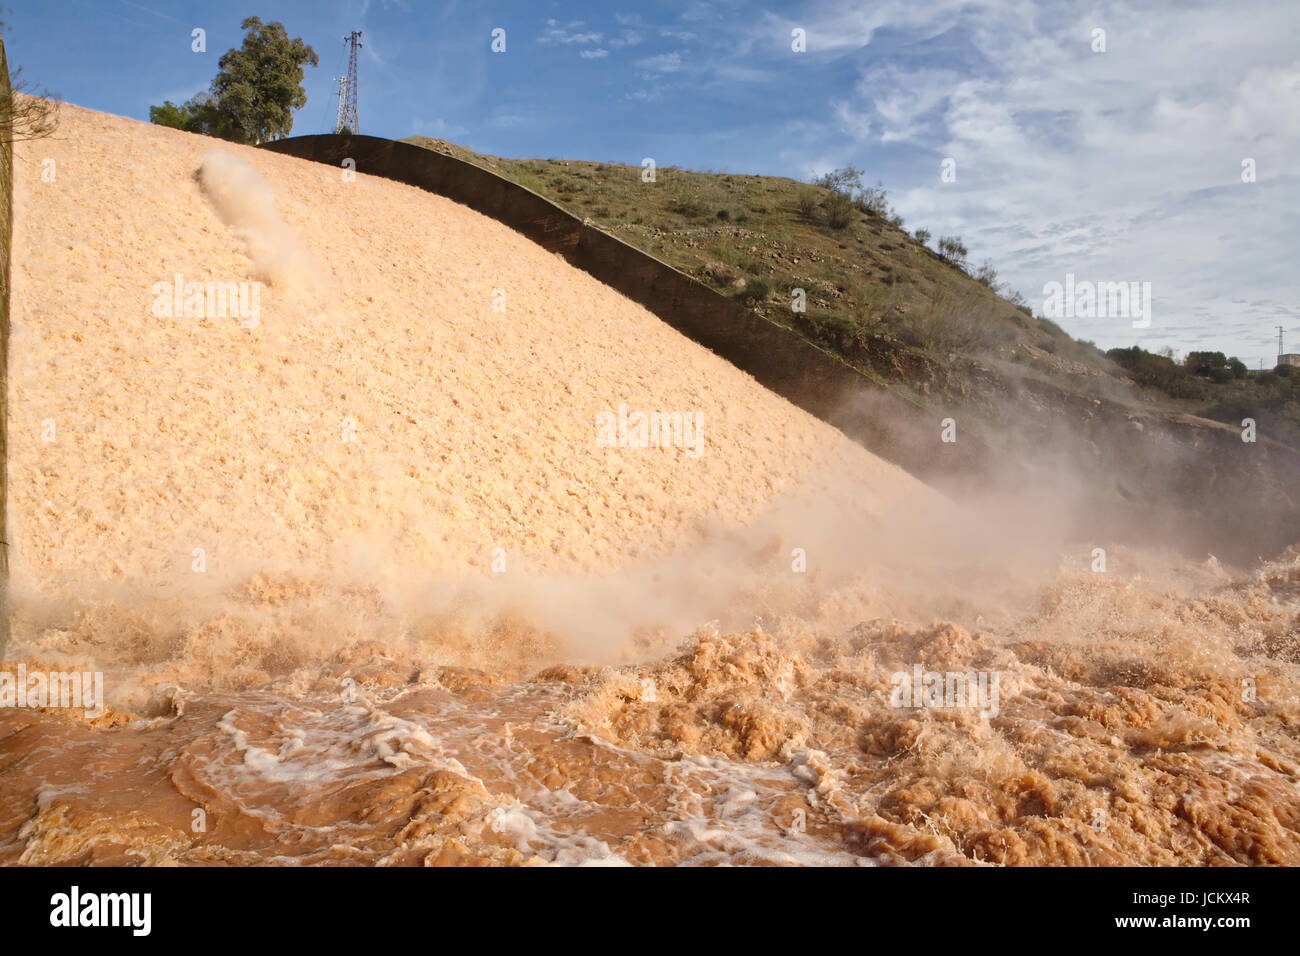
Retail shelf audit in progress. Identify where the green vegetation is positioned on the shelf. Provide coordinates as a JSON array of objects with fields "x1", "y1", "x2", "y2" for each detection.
[
  {"x1": 150, "y1": 17, "x2": 317, "y2": 145},
  {"x1": 149, "y1": 93, "x2": 234, "y2": 140},
  {"x1": 937, "y1": 236, "x2": 968, "y2": 267},
  {"x1": 1107, "y1": 346, "x2": 1299, "y2": 448},
  {"x1": 1185, "y1": 350, "x2": 1248, "y2": 383}
]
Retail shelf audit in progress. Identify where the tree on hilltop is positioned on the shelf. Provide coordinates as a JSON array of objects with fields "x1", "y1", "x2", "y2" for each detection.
[{"x1": 150, "y1": 17, "x2": 318, "y2": 145}]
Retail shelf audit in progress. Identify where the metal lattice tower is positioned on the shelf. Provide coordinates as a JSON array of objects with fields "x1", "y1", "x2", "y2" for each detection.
[
  {"x1": 335, "y1": 31, "x2": 362, "y2": 134},
  {"x1": 333, "y1": 76, "x2": 350, "y2": 134},
  {"x1": 1278, "y1": 326, "x2": 1285, "y2": 363}
]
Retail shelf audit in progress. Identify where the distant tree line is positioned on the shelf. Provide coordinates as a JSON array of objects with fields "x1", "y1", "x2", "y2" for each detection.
[{"x1": 1106, "y1": 346, "x2": 1250, "y2": 397}]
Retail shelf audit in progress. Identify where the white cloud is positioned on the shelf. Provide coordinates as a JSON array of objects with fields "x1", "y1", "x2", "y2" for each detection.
[
  {"x1": 581, "y1": 48, "x2": 610, "y2": 59},
  {"x1": 488, "y1": 111, "x2": 530, "y2": 129},
  {"x1": 781, "y1": 0, "x2": 1300, "y2": 363},
  {"x1": 754, "y1": 0, "x2": 970, "y2": 56},
  {"x1": 636, "y1": 51, "x2": 683, "y2": 73},
  {"x1": 538, "y1": 20, "x2": 604, "y2": 45},
  {"x1": 610, "y1": 30, "x2": 645, "y2": 47}
]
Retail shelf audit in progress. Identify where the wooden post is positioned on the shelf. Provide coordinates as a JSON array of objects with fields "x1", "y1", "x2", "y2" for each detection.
[{"x1": 0, "y1": 35, "x2": 12, "y2": 654}]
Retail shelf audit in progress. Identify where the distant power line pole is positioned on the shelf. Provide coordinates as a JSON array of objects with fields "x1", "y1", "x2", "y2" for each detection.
[
  {"x1": 1278, "y1": 325, "x2": 1285, "y2": 363},
  {"x1": 335, "y1": 31, "x2": 362, "y2": 134}
]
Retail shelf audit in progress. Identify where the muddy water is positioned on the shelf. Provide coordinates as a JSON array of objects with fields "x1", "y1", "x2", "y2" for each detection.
[{"x1": 3, "y1": 542, "x2": 1298, "y2": 866}]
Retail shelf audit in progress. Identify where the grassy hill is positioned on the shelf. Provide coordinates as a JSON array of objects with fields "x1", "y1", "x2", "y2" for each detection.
[{"x1": 403, "y1": 135, "x2": 1299, "y2": 453}]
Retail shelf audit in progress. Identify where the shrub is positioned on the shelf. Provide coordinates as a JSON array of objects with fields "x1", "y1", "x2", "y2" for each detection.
[
  {"x1": 670, "y1": 197, "x2": 706, "y2": 218},
  {"x1": 809, "y1": 168, "x2": 899, "y2": 222},
  {"x1": 1106, "y1": 346, "x2": 1208, "y2": 399},
  {"x1": 1, "y1": 68, "x2": 61, "y2": 144},
  {"x1": 852, "y1": 183, "x2": 889, "y2": 218},
  {"x1": 736, "y1": 276, "x2": 771, "y2": 304},
  {"x1": 937, "y1": 236, "x2": 968, "y2": 267},
  {"x1": 796, "y1": 191, "x2": 819, "y2": 221},
  {"x1": 1185, "y1": 351, "x2": 1249, "y2": 383},
  {"x1": 702, "y1": 263, "x2": 734, "y2": 287},
  {"x1": 811, "y1": 166, "x2": 864, "y2": 195},
  {"x1": 826, "y1": 191, "x2": 855, "y2": 229}
]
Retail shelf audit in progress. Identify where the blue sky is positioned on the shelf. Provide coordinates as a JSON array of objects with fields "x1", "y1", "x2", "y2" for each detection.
[{"x1": 6, "y1": 0, "x2": 1299, "y2": 367}]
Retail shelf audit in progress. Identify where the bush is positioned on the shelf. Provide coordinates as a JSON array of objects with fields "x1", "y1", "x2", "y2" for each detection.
[
  {"x1": 855, "y1": 183, "x2": 891, "y2": 218},
  {"x1": 1185, "y1": 350, "x2": 1249, "y2": 383},
  {"x1": 937, "y1": 236, "x2": 968, "y2": 267},
  {"x1": 670, "y1": 197, "x2": 706, "y2": 218},
  {"x1": 150, "y1": 92, "x2": 236, "y2": 139},
  {"x1": 914, "y1": 228, "x2": 931, "y2": 246},
  {"x1": 736, "y1": 276, "x2": 771, "y2": 304},
  {"x1": 825, "y1": 191, "x2": 855, "y2": 229},
  {"x1": 1106, "y1": 346, "x2": 1208, "y2": 399},
  {"x1": 811, "y1": 166, "x2": 864, "y2": 195},
  {"x1": 701, "y1": 263, "x2": 734, "y2": 287},
  {"x1": 1, "y1": 69, "x2": 60, "y2": 143},
  {"x1": 809, "y1": 168, "x2": 898, "y2": 221},
  {"x1": 795, "y1": 191, "x2": 819, "y2": 221}
]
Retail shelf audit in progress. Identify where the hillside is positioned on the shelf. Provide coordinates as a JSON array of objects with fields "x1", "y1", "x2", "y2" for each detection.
[
  {"x1": 402, "y1": 136, "x2": 1299, "y2": 454},
  {"x1": 402, "y1": 139, "x2": 1136, "y2": 402}
]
